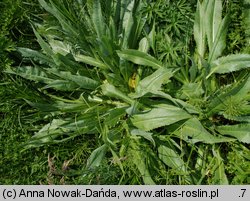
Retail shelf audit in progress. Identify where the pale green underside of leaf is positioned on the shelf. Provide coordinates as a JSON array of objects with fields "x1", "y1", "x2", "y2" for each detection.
[
  {"x1": 5, "y1": 66, "x2": 52, "y2": 83},
  {"x1": 117, "y1": 49, "x2": 163, "y2": 69},
  {"x1": 131, "y1": 104, "x2": 191, "y2": 131},
  {"x1": 216, "y1": 124, "x2": 250, "y2": 143},
  {"x1": 47, "y1": 69, "x2": 100, "y2": 90},
  {"x1": 208, "y1": 54, "x2": 250, "y2": 77},
  {"x1": 173, "y1": 118, "x2": 234, "y2": 144},
  {"x1": 206, "y1": 0, "x2": 222, "y2": 51},
  {"x1": 193, "y1": 1, "x2": 206, "y2": 59},
  {"x1": 158, "y1": 145, "x2": 187, "y2": 174}
]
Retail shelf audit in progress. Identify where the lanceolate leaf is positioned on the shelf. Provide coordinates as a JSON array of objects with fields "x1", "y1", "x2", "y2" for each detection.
[
  {"x1": 74, "y1": 54, "x2": 109, "y2": 70},
  {"x1": 172, "y1": 118, "x2": 234, "y2": 144},
  {"x1": 211, "y1": 148, "x2": 228, "y2": 184},
  {"x1": 43, "y1": 80, "x2": 79, "y2": 91},
  {"x1": 17, "y1": 48, "x2": 54, "y2": 65},
  {"x1": 158, "y1": 145, "x2": 187, "y2": 174},
  {"x1": 122, "y1": 0, "x2": 135, "y2": 49},
  {"x1": 193, "y1": 1, "x2": 206, "y2": 60},
  {"x1": 216, "y1": 124, "x2": 250, "y2": 143},
  {"x1": 5, "y1": 66, "x2": 52, "y2": 83},
  {"x1": 47, "y1": 69, "x2": 100, "y2": 90},
  {"x1": 207, "y1": 54, "x2": 250, "y2": 77},
  {"x1": 205, "y1": 0, "x2": 229, "y2": 62},
  {"x1": 101, "y1": 82, "x2": 134, "y2": 104},
  {"x1": 104, "y1": 107, "x2": 127, "y2": 127},
  {"x1": 207, "y1": 15, "x2": 229, "y2": 62},
  {"x1": 131, "y1": 104, "x2": 191, "y2": 131},
  {"x1": 32, "y1": 26, "x2": 54, "y2": 56},
  {"x1": 117, "y1": 49, "x2": 162, "y2": 69},
  {"x1": 206, "y1": 0, "x2": 222, "y2": 51},
  {"x1": 92, "y1": 0, "x2": 105, "y2": 39}
]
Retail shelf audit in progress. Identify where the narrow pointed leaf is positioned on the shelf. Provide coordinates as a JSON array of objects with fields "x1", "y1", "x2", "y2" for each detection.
[
  {"x1": 117, "y1": 49, "x2": 162, "y2": 69},
  {"x1": 131, "y1": 104, "x2": 191, "y2": 131},
  {"x1": 206, "y1": 0, "x2": 222, "y2": 51},
  {"x1": 194, "y1": 1, "x2": 206, "y2": 59},
  {"x1": 207, "y1": 15, "x2": 229, "y2": 62},
  {"x1": 5, "y1": 66, "x2": 52, "y2": 83},
  {"x1": 101, "y1": 82, "x2": 134, "y2": 104},
  {"x1": 32, "y1": 26, "x2": 54, "y2": 56},
  {"x1": 92, "y1": 0, "x2": 105, "y2": 39},
  {"x1": 43, "y1": 80, "x2": 78, "y2": 91},
  {"x1": 211, "y1": 148, "x2": 228, "y2": 184},
  {"x1": 74, "y1": 54, "x2": 109, "y2": 69}
]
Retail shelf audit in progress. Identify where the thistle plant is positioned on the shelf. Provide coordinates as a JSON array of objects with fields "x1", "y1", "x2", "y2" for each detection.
[{"x1": 5, "y1": 0, "x2": 250, "y2": 184}]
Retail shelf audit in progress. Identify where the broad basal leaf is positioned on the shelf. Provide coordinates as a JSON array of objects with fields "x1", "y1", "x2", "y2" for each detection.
[
  {"x1": 117, "y1": 49, "x2": 162, "y2": 69},
  {"x1": 216, "y1": 124, "x2": 250, "y2": 143},
  {"x1": 131, "y1": 104, "x2": 191, "y2": 131},
  {"x1": 122, "y1": 0, "x2": 136, "y2": 49},
  {"x1": 172, "y1": 118, "x2": 234, "y2": 144}
]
